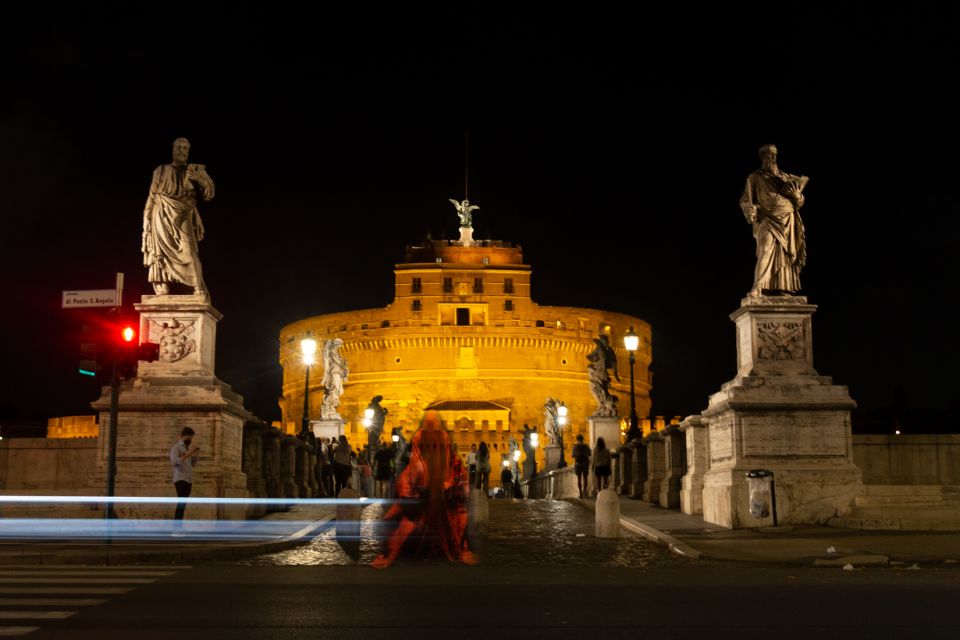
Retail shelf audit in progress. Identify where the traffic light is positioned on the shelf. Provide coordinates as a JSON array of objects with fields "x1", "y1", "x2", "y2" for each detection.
[
  {"x1": 78, "y1": 323, "x2": 102, "y2": 378},
  {"x1": 116, "y1": 324, "x2": 161, "y2": 380}
]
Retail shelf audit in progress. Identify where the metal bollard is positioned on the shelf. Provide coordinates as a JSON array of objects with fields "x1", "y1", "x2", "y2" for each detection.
[{"x1": 595, "y1": 488, "x2": 620, "y2": 538}]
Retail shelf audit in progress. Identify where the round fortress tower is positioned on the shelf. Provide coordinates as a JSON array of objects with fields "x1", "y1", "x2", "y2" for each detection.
[{"x1": 279, "y1": 234, "x2": 652, "y2": 464}]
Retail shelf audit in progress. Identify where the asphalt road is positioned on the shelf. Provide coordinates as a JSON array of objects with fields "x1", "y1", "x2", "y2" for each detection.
[
  {"x1": 4, "y1": 501, "x2": 958, "y2": 639},
  {"x1": 10, "y1": 563, "x2": 959, "y2": 640}
]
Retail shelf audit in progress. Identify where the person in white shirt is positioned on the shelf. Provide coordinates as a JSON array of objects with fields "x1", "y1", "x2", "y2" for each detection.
[
  {"x1": 169, "y1": 427, "x2": 200, "y2": 526},
  {"x1": 466, "y1": 443, "x2": 478, "y2": 489}
]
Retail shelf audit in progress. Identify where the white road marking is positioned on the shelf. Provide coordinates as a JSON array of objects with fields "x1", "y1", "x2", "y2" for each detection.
[
  {"x1": 0, "y1": 588, "x2": 132, "y2": 595},
  {"x1": 0, "y1": 627, "x2": 41, "y2": 637},
  {"x1": 0, "y1": 599, "x2": 106, "y2": 606},
  {"x1": 0, "y1": 612, "x2": 76, "y2": 620}
]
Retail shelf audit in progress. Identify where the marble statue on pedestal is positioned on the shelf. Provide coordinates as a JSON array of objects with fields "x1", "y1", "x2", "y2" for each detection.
[
  {"x1": 739, "y1": 144, "x2": 809, "y2": 297},
  {"x1": 142, "y1": 137, "x2": 215, "y2": 296},
  {"x1": 321, "y1": 338, "x2": 348, "y2": 420},
  {"x1": 586, "y1": 335, "x2": 620, "y2": 417}
]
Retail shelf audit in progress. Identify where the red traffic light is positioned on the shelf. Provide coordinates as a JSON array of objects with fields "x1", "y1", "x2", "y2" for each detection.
[{"x1": 121, "y1": 326, "x2": 136, "y2": 343}]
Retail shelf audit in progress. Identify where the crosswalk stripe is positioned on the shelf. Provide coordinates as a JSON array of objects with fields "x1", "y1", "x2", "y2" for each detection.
[
  {"x1": 0, "y1": 612, "x2": 76, "y2": 620},
  {"x1": 0, "y1": 588, "x2": 132, "y2": 595},
  {"x1": 0, "y1": 627, "x2": 41, "y2": 637},
  {"x1": 0, "y1": 571, "x2": 176, "y2": 578},
  {"x1": 0, "y1": 565, "x2": 191, "y2": 571},
  {"x1": 0, "y1": 579, "x2": 155, "y2": 585},
  {"x1": 0, "y1": 599, "x2": 106, "y2": 606}
]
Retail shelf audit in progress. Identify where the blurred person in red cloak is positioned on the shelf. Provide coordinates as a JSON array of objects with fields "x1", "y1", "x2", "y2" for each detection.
[{"x1": 371, "y1": 411, "x2": 475, "y2": 568}]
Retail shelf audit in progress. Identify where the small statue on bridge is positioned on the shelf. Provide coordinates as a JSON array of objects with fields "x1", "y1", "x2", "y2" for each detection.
[{"x1": 587, "y1": 335, "x2": 620, "y2": 417}]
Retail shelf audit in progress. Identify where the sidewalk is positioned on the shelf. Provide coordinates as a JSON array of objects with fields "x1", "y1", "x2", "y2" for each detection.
[
  {"x1": 574, "y1": 495, "x2": 960, "y2": 567},
  {"x1": 0, "y1": 504, "x2": 335, "y2": 566}
]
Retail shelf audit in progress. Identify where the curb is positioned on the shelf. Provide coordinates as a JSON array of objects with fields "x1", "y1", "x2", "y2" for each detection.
[
  {"x1": 570, "y1": 498, "x2": 702, "y2": 560},
  {"x1": 1, "y1": 514, "x2": 335, "y2": 566}
]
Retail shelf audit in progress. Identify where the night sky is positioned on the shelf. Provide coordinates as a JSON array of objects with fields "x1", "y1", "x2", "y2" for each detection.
[{"x1": 1, "y1": 2, "x2": 956, "y2": 431}]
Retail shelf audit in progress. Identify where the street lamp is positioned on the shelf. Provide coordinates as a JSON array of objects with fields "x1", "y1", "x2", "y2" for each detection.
[
  {"x1": 623, "y1": 326, "x2": 641, "y2": 440},
  {"x1": 556, "y1": 403, "x2": 568, "y2": 468},
  {"x1": 362, "y1": 408, "x2": 374, "y2": 429},
  {"x1": 300, "y1": 337, "x2": 318, "y2": 439}
]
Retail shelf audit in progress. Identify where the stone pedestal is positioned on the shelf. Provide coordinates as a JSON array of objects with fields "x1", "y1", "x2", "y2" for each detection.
[
  {"x1": 544, "y1": 445, "x2": 564, "y2": 471},
  {"x1": 522, "y1": 458, "x2": 537, "y2": 481},
  {"x1": 89, "y1": 296, "x2": 251, "y2": 519},
  {"x1": 679, "y1": 415, "x2": 708, "y2": 515},
  {"x1": 458, "y1": 226, "x2": 475, "y2": 246},
  {"x1": 311, "y1": 419, "x2": 345, "y2": 442},
  {"x1": 588, "y1": 415, "x2": 621, "y2": 453},
  {"x1": 701, "y1": 296, "x2": 862, "y2": 528}
]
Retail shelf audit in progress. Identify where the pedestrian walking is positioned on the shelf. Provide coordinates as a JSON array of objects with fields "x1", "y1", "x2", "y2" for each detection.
[
  {"x1": 332, "y1": 435, "x2": 353, "y2": 495},
  {"x1": 374, "y1": 440, "x2": 394, "y2": 498},
  {"x1": 466, "y1": 443, "x2": 478, "y2": 489},
  {"x1": 169, "y1": 427, "x2": 200, "y2": 531},
  {"x1": 475, "y1": 441, "x2": 491, "y2": 493},
  {"x1": 592, "y1": 437, "x2": 612, "y2": 493},
  {"x1": 359, "y1": 454, "x2": 374, "y2": 497},
  {"x1": 499, "y1": 462, "x2": 513, "y2": 498},
  {"x1": 320, "y1": 437, "x2": 335, "y2": 497},
  {"x1": 572, "y1": 434, "x2": 591, "y2": 499}
]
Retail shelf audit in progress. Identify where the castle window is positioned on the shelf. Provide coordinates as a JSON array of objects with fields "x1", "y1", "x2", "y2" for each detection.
[
  {"x1": 473, "y1": 278, "x2": 483, "y2": 293},
  {"x1": 443, "y1": 277, "x2": 453, "y2": 293},
  {"x1": 504, "y1": 299, "x2": 513, "y2": 311},
  {"x1": 535, "y1": 320, "x2": 545, "y2": 327},
  {"x1": 412, "y1": 299, "x2": 422, "y2": 312},
  {"x1": 456, "y1": 308, "x2": 470, "y2": 326},
  {"x1": 412, "y1": 278, "x2": 422, "y2": 293},
  {"x1": 381, "y1": 320, "x2": 391, "y2": 328},
  {"x1": 496, "y1": 420, "x2": 504, "y2": 431},
  {"x1": 504, "y1": 278, "x2": 514, "y2": 294}
]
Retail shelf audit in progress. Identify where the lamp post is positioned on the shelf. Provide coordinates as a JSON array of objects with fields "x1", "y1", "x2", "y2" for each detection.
[
  {"x1": 623, "y1": 326, "x2": 641, "y2": 440},
  {"x1": 300, "y1": 337, "x2": 318, "y2": 440},
  {"x1": 556, "y1": 403, "x2": 568, "y2": 468}
]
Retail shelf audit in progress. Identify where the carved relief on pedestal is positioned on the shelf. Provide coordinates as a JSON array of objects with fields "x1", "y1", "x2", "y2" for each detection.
[
  {"x1": 150, "y1": 318, "x2": 197, "y2": 363},
  {"x1": 756, "y1": 320, "x2": 804, "y2": 361}
]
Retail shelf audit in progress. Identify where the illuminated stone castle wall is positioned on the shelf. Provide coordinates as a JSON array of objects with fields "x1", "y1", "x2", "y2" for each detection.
[{"x1": 279, "y1": 238, "x2": 652, "y2": 465}]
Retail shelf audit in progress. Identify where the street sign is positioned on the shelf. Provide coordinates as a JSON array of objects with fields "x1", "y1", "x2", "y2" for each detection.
[{"x1": 62, "y1": 289, "x2": 119, "y2": 308}]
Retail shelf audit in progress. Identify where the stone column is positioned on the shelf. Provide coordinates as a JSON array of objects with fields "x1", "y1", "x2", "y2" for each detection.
[
  {"x1": 90, "y1": 294, "x2": 250, "y2": 520},
  {"x1": 619, "y1": 443, "x2": 635, "y2": 494},
  {"x1": 294, "y1": 440, "x2": 309, "y2": 498},
  {"x1": 279, "y1": 436, "x2": 299, "y2": 500},
  {"x1": 261, "y1": 428, "x2": 283, "y2": 509},
  {"x1": 643, "y1": 432, "x2": 665, "y2": 504},
  {"x1": 701, "y1": 296, "x2": 862, "y2": 528},
  {"x1": 678, "y1": 415, "x2": 708, "y2": 515},
  {"x1": 659, "y1": 424, "x2": 686, "y2": 509},
  {"x1": 242, "y1": 421, "x2": 267, "y2": 518},
  {"x1": 631, "y1": 439, "x2": 647, "y2": 498}
]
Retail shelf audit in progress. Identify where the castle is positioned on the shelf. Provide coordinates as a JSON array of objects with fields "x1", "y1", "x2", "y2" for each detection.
[{"x1": 278, "y1": 229, "x2": 653, "y2": 466}]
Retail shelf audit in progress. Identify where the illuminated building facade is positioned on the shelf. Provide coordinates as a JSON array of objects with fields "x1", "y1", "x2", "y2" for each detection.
[{"x1": 278, "y1": 236, "x2": 653, "y2": 466}]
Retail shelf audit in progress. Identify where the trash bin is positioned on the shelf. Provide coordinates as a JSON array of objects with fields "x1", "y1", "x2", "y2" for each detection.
[{"x1": 745, "y1": 469, "x2": 778, "y2": 525}]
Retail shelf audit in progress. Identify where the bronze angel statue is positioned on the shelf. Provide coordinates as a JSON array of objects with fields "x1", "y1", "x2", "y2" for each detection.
[
  {"x1": 586, "y1": 335, "x2": 620, "y2": 417},
  {"x1": 449, "y1": 198, "x2": 479, "y2": 227}
]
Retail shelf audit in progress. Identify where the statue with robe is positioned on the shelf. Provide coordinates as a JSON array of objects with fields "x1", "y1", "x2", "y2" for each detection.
[
  {"x1": 321, "y1": 338, "x2": 348, "y2": 420},
  {"x1": 739, "y1": 144, "x2": 809, "y2": 297},
  {"x1": 142, "y1": 137, "x2": 215, "y2": 296},
  {"x1": 586, "y1": 335, "x2": 620, "y2": 417}
]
